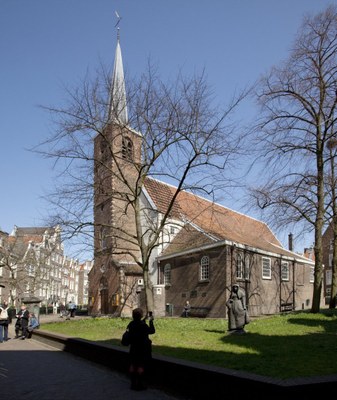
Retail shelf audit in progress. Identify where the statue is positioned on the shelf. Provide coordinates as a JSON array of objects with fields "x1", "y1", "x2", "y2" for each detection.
[{"x1": 226, "y1": 284, "x2": 249, "y2": 334}]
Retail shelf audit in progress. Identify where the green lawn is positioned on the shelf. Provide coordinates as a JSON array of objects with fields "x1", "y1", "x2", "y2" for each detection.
[{"x1": 40, "y1": 309, "x2": 337, "y2": 379}]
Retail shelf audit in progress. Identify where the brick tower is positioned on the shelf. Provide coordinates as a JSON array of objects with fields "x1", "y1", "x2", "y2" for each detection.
[{"x1": 90, "y1": 29, "x2": 143, "y2": 316}]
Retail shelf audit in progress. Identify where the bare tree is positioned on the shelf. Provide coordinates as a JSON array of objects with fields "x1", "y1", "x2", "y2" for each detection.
[
  {"x1": 249, "y1": 5, "x2": 337, "y2": 313},
  {"x1": 34, "y1": 59, "x2": 249, "y2": 312},
  {"x1": 0, "y1": 234, "x2": 42, "y2": 306},
  {"x1": 0, "y1": 236, "x2": 24, "y2": 306},
  {"x1": 325, "y1": 137, "x2": 337, "y2": 308}
]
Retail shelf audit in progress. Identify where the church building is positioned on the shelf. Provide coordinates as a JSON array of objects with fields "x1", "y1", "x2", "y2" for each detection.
[{"x1": 88, "y1": 29, "x2": 316, "y2": 318}]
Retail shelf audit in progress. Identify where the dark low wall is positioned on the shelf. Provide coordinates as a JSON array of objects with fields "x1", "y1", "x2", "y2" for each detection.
[{"x1": 33, "y1": 330, "x2": 337, "y2": 398}]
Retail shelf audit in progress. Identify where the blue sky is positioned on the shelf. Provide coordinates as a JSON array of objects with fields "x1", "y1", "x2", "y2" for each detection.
[{"x1": 0, "y1": 0, "x2": 334, "y2": 254}]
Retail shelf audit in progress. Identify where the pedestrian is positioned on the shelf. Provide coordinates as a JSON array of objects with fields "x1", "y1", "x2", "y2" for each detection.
[
  {"x1": 183, "y1": 300, "x2": 191, "y2": 317},
  {"x1": 226, "y1": 284, "x2": 250, "y2": 334},
  {"x1": 26, "y1": 312, "x2": 40, "y2": 338},
  {"x1": 67, "y1": 301, "x2": 77, "y2": 318},
  {"x1": 0, "y1": 301, "x2": 12, "y2": 342},
  {"x1": 121, "y1": 308, "x2": 155, "y2": 391},
  {"x1": 15, "y1": 304, "x2": 30, "y2": 339}
]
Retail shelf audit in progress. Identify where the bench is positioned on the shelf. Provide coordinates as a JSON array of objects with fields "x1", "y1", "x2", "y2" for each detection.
[
  {"x1": 188, "y1": 307, "x2": 211, "y2": 318},
  {"x1": 280, "y1": 302, "x2": 293, "y2": 312}
]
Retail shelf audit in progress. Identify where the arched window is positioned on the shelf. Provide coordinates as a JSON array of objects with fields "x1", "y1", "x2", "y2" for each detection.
[
  {"x1": 122, "y1": 137, "x2": 133, "y2": 161},
  {"x1": 164, "y1": 263, "x2": 171, "y2": 286},
  {"x1": 236, "y1": 254, "x2": 243, "y2": 280},
  {"x1": 200, "y1": 256, "x2": 210, "y2": 281}
]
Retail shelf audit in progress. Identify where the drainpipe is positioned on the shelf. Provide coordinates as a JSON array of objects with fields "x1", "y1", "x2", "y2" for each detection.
[
  {"x1": 227, "y1": 244, "x2": 236, "y2": 318},
  {"x1": 292, "y1": 260, "x2": 295, "y2": 310},
  {"x1": 279, "y1": 257, "x2": 282, "y2": 312},
  {"x1": 289, "y1": 233, "x2": 295, "y2": 310}
]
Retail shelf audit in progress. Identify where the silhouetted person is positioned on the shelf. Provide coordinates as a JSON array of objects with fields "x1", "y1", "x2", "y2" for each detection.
[{"x1": 122, "y1": 308, "x2": 155, "y2": 391}]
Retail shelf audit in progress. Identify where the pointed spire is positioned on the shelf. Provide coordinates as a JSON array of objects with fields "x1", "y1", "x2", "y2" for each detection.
[{"x1": 110, "y1": 27, "x2": 128, "y2": 125}]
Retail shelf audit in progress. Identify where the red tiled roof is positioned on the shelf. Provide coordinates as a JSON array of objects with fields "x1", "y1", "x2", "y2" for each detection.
[{"x1": 144, "y1": 178, "x2": 309, "y2": 260}]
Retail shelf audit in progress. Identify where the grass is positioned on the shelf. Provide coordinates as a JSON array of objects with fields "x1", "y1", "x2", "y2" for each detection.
[{"x1": 39, "y1": 309, "x2": 337, "y2": 380}]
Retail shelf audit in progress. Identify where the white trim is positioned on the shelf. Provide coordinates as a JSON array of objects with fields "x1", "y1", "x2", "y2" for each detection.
[{"x1": 158, "y1": 238, "x2": 314, "y2": 266}]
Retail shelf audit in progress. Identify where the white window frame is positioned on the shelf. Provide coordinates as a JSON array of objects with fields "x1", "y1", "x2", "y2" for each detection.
[
  {"x1": 164, "y1": 263, "x2": 171, "y2": 286},
  {"x1": 281, "y1": 261, "x2": 289, "y2": 281},
  {"x1": 200, "y1": 256, "x2": 210, "y2": 281},
  {"x1": 262, "y1": 257, "x2": 271, "y2": 279}
]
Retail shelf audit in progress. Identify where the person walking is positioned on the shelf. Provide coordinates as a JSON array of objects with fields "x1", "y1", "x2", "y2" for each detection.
[
  {"x1": 121, "y1": 308, "x2": 155, "y2": 391},
  {"x1": 15, "y1": 304, "x2": 30, "y2": 339},
  {"x1": 67, "y1": 301, "x2": 77, "y2": 318},
  {"x1": 0, "y1": 301, "x2": 12, "y2": 342}
]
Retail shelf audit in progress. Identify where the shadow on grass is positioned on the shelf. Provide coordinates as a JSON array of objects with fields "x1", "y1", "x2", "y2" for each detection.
[
  {"x1": 41, "y1": 310, "x2": 337, "y2": 380},
  {"x1": 95, "y1": 330, "x2": 337, "y2": 379}
]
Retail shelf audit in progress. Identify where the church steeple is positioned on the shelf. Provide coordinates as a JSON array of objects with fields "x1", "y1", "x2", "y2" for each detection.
[{"x1": 110, "y1": 27, "x2": 128, "y2": 125}]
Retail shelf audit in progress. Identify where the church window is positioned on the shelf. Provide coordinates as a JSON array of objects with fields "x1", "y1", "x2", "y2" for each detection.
[
  {"x1": 122, "y1": 137, "x2": 133, "y2": 161},
  {"x1": 281, "y1": 261, "x2": 289, "y2": 281},
  {"x1": 164, "y1": 264, "x2": 171, "y2": 286},
  {"x1": 200, "y1": 256, "x2": 210, "y2": 281},
  {"x1": 262, "y1": 257, "x2": 271, "y2": 279},
  {"x1": 236, "y1": 254, "x2": 243, "y2": 279}
]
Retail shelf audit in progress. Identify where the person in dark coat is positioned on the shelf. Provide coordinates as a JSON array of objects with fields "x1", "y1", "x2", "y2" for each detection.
[
  {"x1": 122, "y1": 307, "x2": 155, "y2": 391},
  {"x1": 15, "y1": 304, "x2": 30, "y2": 339},
  {"x1": 226, "y1": 284, "x2": 249, "y2": 334}
]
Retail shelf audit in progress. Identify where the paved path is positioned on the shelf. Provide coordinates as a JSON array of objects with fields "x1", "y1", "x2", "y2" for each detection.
[{"x1": 0, "y1": 316, "x2": 182, "y2": 400}]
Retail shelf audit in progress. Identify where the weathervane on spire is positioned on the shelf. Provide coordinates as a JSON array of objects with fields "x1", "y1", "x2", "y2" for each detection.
[{"x1": 115, "y1": 11, "x2": 122, "y2": 40}]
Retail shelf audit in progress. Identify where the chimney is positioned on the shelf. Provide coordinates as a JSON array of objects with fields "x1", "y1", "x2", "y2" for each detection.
[{"x1": 288, "y1": 233, "x2": 293, "y2": 251}]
